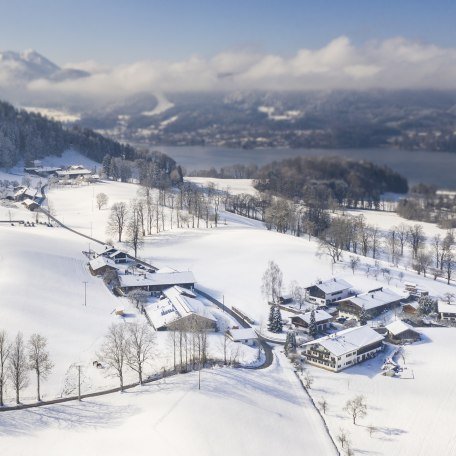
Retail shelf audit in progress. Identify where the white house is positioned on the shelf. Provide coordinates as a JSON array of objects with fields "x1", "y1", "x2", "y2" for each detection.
[
  {"x1": 305, "y1": 278, "x2": 352, "y2": 306},
  {"x1": 438, "y1": 301, "x2": 456, "y2": 322},
  {"x1": 226, "y1": 328, "x2": 258, "y2": 346},
  {"x1": 302, "y1": 325, "x2": 384, "y2": 372}
]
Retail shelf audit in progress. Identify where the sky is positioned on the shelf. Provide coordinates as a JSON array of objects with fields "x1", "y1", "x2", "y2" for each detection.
[
  {"x1": 1, "y1": 0, "x2": 455, "y2": 65},
  {"x1": 1, "y1": 0, "x2": 456, "y2": 103}
]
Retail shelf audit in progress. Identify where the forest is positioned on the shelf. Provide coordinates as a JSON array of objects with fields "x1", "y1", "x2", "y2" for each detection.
[{"x1": 253, "y1": 156, "x2": 408, "y2": 208}]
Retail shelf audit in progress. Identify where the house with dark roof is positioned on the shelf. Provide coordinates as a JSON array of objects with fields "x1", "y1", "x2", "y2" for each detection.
[{"x1": 305, "y1": 278, "x2": 352, "y2": 306}]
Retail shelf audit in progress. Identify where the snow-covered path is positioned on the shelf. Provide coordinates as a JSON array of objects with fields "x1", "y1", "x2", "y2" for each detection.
[{"x1": 0, "y1": 349, "x2": 337, "y2": 456}]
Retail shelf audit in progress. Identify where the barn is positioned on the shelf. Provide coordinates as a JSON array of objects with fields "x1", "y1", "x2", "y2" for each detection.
[{"x1": 386, "y1": 320, "x2": 421, "y2": 344}]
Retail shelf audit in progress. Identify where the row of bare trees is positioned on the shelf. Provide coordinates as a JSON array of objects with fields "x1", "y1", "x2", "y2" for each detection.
[
  {"x1": 98, "y1": 322, "x2": 155, "y2": 389},
  {"x1": 0, "y1": 331, "x2": 52, "y2": 405}
]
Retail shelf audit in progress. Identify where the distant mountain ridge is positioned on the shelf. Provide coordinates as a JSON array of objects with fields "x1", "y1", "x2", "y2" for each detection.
[{"x1": 0, "y1": 49, "x2": 89, "y2": 84}]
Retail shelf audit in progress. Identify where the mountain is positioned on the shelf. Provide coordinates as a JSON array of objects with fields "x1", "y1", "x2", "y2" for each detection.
[{"x1": 0, "y1": 49, "x2": 89, "y2": 84}]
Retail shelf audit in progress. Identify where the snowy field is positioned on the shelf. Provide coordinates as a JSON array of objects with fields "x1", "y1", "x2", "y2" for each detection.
[
  {"x1": 305, "y1": 328, "x2": 456, "y2": 456},
  {"x1": 186, "y1": 177, "x2": 258, "y2": 195},
  {"x1": 341, "y1": 208, "x2": 447, "y2": 238},
  {"x1": 3, "y1": 164, "x2": 456, "y2": 454},
  {"x1": 0, "y1": 352, "x2": 336, "y2": 456}
]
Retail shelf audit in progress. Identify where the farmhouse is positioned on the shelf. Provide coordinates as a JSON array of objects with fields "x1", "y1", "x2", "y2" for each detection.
[
  {"x1": 302, "y1": 325, "x2": 384, "y2": 372},
  {"x1": 89, "y1": 256, "x2": 118, "y2": 276},
  {"x1": 25, "y1": 166, "x2": 61, "y2": 177},
  {"x1": 338, "y1": 287, "x2": 403, "y2": 320},
  {"x1": 21, "y1": 198, "x2": 40, "y2": 211},
  {"x1": 226, "y1": 328, "x2": 258, "y2": 346},
  {"x1": 145, "y1": 286, "x2": 216, "y2": 331},
  {"x1": 55, "y1": 165, "x2": 93, "y2": 179},
  {"x1": 386, "y1": 320, "x2": 421, "y2": 343},
  {"x1": 402, "y1": 301, "x2": 419, "y2": 315},
  {"x1": 101, "y1": 249, "x2": 128, "y2": 264},
  {"x1": 291, "y1": 309, "x2": 332, "y2": 332},
  {"x1": 438, "y1": 301, "x2": 456, "y2": 322},
  {"x1": 118, "y1": 269, "x2": 196, "y2": 294},
  {"x1": 305, "y1": 278, "x2": 352, "y2": 306}
]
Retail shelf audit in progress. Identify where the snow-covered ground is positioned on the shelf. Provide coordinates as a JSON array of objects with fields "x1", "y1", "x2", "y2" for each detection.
[
  {"x1": 304, "y1": 328, "x2": 456, "y2": 455},
  {"x1": 341, "y1": 208, "x2": 447, "y2": 238},
  {"x1": 186, "y1": 177, "x2": 258, "y2": 195},
  {"x1": 0, "y1": 350, "x2": 337, "y2": 456},
  {"x1": 3, "y1": 169, "x2": 456, "y2": 454}
]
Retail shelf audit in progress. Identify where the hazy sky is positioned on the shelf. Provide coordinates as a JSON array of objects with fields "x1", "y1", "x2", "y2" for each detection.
[{"x1": 1, "y1": 0, "x2": 455, "y2": 65}]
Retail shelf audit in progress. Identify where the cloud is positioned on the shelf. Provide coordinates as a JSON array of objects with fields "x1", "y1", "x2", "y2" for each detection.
[{"x1": 3, "y1": 36, "x2": 456, "y2": 106}]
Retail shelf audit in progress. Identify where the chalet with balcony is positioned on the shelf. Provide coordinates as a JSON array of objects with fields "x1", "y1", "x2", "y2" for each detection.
[{"x1": 302, "y1": 325, "x2": 384, "y2": 372}]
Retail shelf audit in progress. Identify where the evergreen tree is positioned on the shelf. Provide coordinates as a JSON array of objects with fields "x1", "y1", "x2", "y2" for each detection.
[
  {"x1": 267, "y1": 305, "x2": 275, "y2": 331},
  {"x1": 359, "y1": 305, "x2": 368, "y2": 326},
  {"x1": 102, "y1": 154, "x2": 112, "y2": 178},
  {"x1": 418, "y1": 296, "x2": 437, "y2": 316},
  {"x1": 272, "y1": 306, "x2": 283, "y2": 333},
  {"x1": 309, "y1": 310, "x2": 318, "y2": 339},
  {"x1": 284, "y1": 330, "x2": 297, "y2": 354}
]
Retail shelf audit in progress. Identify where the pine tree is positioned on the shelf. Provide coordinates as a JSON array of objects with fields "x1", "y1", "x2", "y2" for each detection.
[
  {"x1": 285, "y1": 330, "x2": 297, "y2": 354},
  {"x1": 267, "y1": 305, "x2": 275, "y2": 331},
  {"x1": 359, "y1": 305, "x2": 368, "y2": 326},
  {"x1": 272, "y1": 306, "x2": 283, "y2": 333},
  {"x1": 309, "y1": 310, "x2": 318, "y2": 339}
]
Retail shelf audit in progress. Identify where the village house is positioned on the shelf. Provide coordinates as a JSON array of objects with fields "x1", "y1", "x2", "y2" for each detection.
[
  {"x1": 302, "y1": 325, "x2": 385, "y2": 372},
  {"x1": 338, "y1": 287, "x2": 403, "y2": 320},
  {"x1": 385, "y1": 320, "x2": 421, "y2": 344},
  {"x1": 291, "y1": 309, "x2": 332, "y2": 332},
  {"x1": 402, "y1": 301, "x2": 419, "y2": 315},
  {"x1": 117, "y1": 269, "x2": 196, "y2": 294},
  {"x1": 304, "y1": 278, "x2": 352, "y2": 306},
  {"x1": 55, "y1": 165, "x2": 93, "y2": 180},
  {"x1": 145, "y1": 286, "x2": 216, "y2": 331},
  {"x1": 226, "y1": 327, "x2": 258, "y2": 346},
  {"x1": 24, "y1": 166, "x2": 61, "y2": 177},
  {"x1": 88, "y1": 256, "x2": 118, "y2": 276},
  {"x1": 438, "y1": 300, "x2": 456, "y2": 322},
  {"x1": 101, "y1": 248, "x2": 128, "y2": 264}
]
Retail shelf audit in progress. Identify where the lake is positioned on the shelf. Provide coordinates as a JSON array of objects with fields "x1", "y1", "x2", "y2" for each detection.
[{"x1": 153, "y1": 145, "x2": 456, "y2": 190}]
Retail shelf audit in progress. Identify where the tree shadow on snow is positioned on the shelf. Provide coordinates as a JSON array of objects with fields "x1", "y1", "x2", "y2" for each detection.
[{"x1": 0, "y1": 400, "x2": 135, "y2": 437}]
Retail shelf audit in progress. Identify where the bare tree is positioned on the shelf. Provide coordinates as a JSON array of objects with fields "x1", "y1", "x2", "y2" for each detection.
[
  {"x1": 290, "y1": 280, "x2": 306, "y2": 309},
  {"x1": 303, "y1": 372, "x2": 314, "y2": 389},
  {"x1": 126, "y1": 201, "x2": 144, "y2": 257},
  {"x1": 0, "y1": 330, "x2": 10, "y2": 406},
  {"x1": 348, "y1": 255, "x2": 360, "y2": 275},
  {"x1": 8, "y1": 332, "x2": 29, "y2": 404},
  {"x1": 125, "y1": 322, "x2": 155, "y2": 385},
  {"x1": 261, "y1": 260, "x2": 283, "y2": 303},
  {"x1": 337, "y1": 428, "x2": 350, "y2": 449},
  {"x1": 127, "y1": 289, "x2": 149, "y2": 311},
  {"x1": 96, "y1": 192, "x2": 109, "y2": 210},
  {"x1": 98, "y1": 324, "x2": 128, "y2": 390},
  {"x1": 28, "y1": 334, "x2": 53, "y2": 401},
  {"x1": 107, "y1": 202, "x2": 128, "y2": 242},
  {"x1": 396, "y1": 223, "x2": 409, "y2": 256},
  {"x1": 318, "y1": 397, "x2": 328, "y2": 414},
  {"x1": 344, "y1": 395, "x2": 368, "y2": 424},
  {"x1": 408, "y1": 224, "x2": 425, "y2": 259},
  {"x1": 413, "y1": 249, "x2": 433, "y2": 277}
]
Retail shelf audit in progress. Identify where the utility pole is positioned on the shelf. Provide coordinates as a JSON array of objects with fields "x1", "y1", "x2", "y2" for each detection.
[
  {"x1": 222, "y1": 294, "x2": 225, "y2": 312},
  {"x1": 82, "y1": 281, "x2": 88, "y2": 306},
  {"x1": 77, "y1": 365, "x2": 82, "y2": 401}
]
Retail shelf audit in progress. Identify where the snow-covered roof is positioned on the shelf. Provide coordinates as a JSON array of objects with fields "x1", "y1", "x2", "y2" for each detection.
[
  {"x1": 89, "y1": 256, "x2": 116, "y2": 271},
  {"x1": 304, "y1": 325, "x2": 384, "y2": 357},
  {"x1": 228, "y1": 328, "x2": 257, "y2": 341},
  {"x1": 22, "y1": 198, "x2": 38, "y2": 207},
  {"x1": 56, "y1": 167, "x2": 92, "y2": 176},
  {"x1": 145, "y1": 286, "x2": 215, "y2": 329},
  {"x1": 295, "y1": 309, "x2": 332, "y2": 324},
  {"x1": 386, "y1": 320, "x2": 417, "y2": 336},
  {"x1": 338, "y1": 288, "x2": 402, "y2": 311},
  {"x1": 308, "y1": 278, "x2": 352, "y2": 294},
  {"x1": 119, "y1": 271, "x2": 195, "y2": 288},
  {"x1": 438, "y1": 301, "x2": 456, "y2": 314}
]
